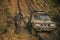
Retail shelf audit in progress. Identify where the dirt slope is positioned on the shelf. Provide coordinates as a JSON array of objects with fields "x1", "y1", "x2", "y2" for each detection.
[{"x1": 0, "y1": 0, "x2": 60, "y2": 40}]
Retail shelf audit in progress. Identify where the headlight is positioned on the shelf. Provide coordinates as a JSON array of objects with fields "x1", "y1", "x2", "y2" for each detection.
[
  {"x1": 36, "y1": 24, "x2": 41, "y2": 26},
  {"x1": 50, "y1": 24, "x2": 55, "y2": 26}
]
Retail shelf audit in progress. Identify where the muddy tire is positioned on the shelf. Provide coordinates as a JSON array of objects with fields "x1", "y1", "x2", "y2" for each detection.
[{"x1": 31, "y1": 29, "x2": 37, "y2": 36}]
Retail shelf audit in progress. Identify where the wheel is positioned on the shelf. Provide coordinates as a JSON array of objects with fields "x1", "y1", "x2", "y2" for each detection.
[{"x1": 31, "y1": 28, "x2": 37, "y2": 37}]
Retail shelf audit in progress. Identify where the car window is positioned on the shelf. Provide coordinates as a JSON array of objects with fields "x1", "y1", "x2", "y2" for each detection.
[
  {"x1": 40, "y1": 15, "x2": 49, "y2": 20},
  {"x1": 34, "y1": 14, "x2": 49, "y2": 20}
]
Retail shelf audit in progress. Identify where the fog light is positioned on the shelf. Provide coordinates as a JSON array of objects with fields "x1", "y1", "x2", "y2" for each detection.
[{"x1": 50, "y1": 24, "x2": 55, "y2": 26}]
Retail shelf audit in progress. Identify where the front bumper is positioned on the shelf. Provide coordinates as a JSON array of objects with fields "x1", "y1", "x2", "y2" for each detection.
[{"x1": 33, "y1": 26, "x2": 56, "y2": 31}]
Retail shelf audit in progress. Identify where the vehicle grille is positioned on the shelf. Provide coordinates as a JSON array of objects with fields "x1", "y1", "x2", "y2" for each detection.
[{"x1": 41, "y1": 23, "x2": 50, "y2": 27}]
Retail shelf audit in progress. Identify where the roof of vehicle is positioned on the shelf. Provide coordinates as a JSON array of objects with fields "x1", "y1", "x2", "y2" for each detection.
[{"x1": 34, "y1": 11, "x2": 48, "y2": 15}]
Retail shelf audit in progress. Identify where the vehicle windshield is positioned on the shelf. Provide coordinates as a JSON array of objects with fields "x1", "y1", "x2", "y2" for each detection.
[{"x1": 34, "y1": 14, "x2": 49, "y2": 20}]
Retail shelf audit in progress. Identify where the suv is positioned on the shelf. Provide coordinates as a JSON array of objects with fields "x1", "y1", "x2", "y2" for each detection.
[{"x1": 31, "y1": 11, "x2": 56, "y2": 31}]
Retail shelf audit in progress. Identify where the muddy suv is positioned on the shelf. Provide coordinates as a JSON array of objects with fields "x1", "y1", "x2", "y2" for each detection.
[{"x1": 32, "y1": 11, "x2": 56, "y2": 31}]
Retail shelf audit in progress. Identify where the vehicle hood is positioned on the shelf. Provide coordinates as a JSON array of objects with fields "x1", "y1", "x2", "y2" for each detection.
[{"x1": 33, "y1": 20, "x2": 54, "y2": 24}]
